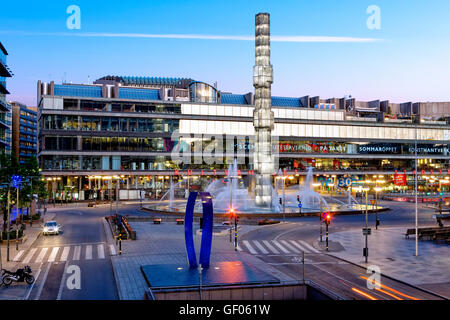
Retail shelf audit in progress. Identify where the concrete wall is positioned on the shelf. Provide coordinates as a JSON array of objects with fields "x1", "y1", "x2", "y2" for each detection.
[{"x1": 150, "y1": 284, "x2": 308, "y2": 300}]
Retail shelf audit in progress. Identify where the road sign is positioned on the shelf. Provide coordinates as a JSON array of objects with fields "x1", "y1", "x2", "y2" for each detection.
[
  {"x1": 370, "y1": 199, "x2": 376, "y2": 205},
  {"x1": 298, "y1": 203, "x2": 303, "y2": 208},
  {"x1": 362, "y1": 228, "x2": 372, "y2": 236}
]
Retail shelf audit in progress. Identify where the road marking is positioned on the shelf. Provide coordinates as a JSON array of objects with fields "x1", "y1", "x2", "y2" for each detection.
[
  {"x1": 272, "y1": 240, "x2": 290, "y2": 254},
  {"x1": 97, "y1": 244, "x2": 105, "y2": 259},
  {"x1": 298, "y1": 240, "x2": 321, "y2": 253},
  {"x1": 85, "y1": 245, "x2": 92, "y2": 260},
  {"x1": 280, "y1": 240, "x2": 301, "y2": 253},
  {"x1": 13, "y1": 250, "x2": 25, "y2": 262},
  {"x1": 24, "y1": 268, "x2": 41, "y2": 300},
  {"x1": 73, "y1": 246, "x2": 81, "y2": 261},
  {"x1": 109, "y1": 244, "x2": 116, "y2": 255},
  {"x1": 242, "y1": 240, "x2": 258, "y2": 255},
  {"x1": 262, "y1": 240, "x2": 280, "y2": 254},
  {"x1": 290, "y1": 240, "x2": 309, "y2": 253},
  {"x1": 22, "y1": 248, "x2": 37, "y2": 264},
  {"x1": 47, "y1": 247, "x2": 59, "y2": 262},
  {"x1": 34, "y1": 263, "x2": 52, "y2": 300},
  {"x1": 60, "y1": 247, "x2": 70, "y2": 262},
  {"x1": 35, "y1": 248, "x2": 48, "y2": 263},
  {"x1": 252, "y1": 241, "x2": 269, "y2": 254},
  {"x1": 56, "y1": 262, "x2": 68, "y2": 300}
]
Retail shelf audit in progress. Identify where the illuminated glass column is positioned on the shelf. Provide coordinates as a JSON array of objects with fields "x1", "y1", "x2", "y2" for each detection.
[{"x1": 253, "y1": 13, "x2": 274, "y2": 207}]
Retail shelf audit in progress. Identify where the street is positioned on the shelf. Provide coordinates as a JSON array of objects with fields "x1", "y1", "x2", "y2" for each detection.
[
  {"x1": 237, "y1": 200, "x2": 447, "y2": 300},
  {"x1": 5, "y1": 204, "x2": 123, "y2": 300}
]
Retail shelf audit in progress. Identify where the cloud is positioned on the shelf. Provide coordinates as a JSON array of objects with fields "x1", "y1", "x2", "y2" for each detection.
[{"x1": 0, "y1": 31, "x2": 381, "y2": 43}]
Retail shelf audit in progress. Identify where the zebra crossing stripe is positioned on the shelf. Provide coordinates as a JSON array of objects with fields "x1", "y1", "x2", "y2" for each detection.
[
  {"x1": 280, "y1": 240, "x2": 301, "y2": 253},
  {"x1": 252, "y1": 241, "x2": 269, "y2": 254},
  {"x1": 272, "y1": 241, "x2": 290, "y2": 254},
  {"x1": 242, "y1": 240, "x2": 258, "y2": 255},
  {"x1": 73, "y1": 246, "x2": 81, "y2": 261},
  {"x1": 22, "y1": 248, "x2": 37, "y2": 264},
  {"x1": 13, "y1": 250, "x2": 25, "y2": 262},
  {"x1": 109, "y1": 244, "x2": 116, "y2": 256},
  {"x1": 299, "y1": 240, "x2": 321, "y2": 253},
  {"x1": 60, "y1": 247, "x2": 70, "y2": 262},
  {"x1": 290, "y1": 240, "x2": 308, "y2": 253},
  {"x1": 85, "y1": 245, "x2": 93, "y2": 260},
  {"x1": 97, "y1": 244, "x2": 105, "y2": 259},
  {"x1": 47, "y1": 247, "x2": 59, "y2": 262},
  {"x1": 262, "y1": 240, "x2": 280, "y2": 254},
  {"x1": 35, "y1": 248, "x2": 48, "y2": 263}
]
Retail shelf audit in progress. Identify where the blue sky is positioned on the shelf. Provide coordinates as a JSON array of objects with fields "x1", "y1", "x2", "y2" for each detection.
[{"x1": 2, "y1": 0, "x2": 450, "y2": 106}]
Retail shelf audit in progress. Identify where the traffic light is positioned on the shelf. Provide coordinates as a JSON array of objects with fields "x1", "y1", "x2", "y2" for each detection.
[
  {"x1": 228, "y1": 207, "x2": 235, "y2": 218},
  {"x1": 325, "y1": 213, "x2": 332, "y2": 225},
  {"x1": 297, "y1": 195, "x2": 300, "y2": 202},
  {"x1": 279, "y1": 198, "x2": 282, "y2": 205}
]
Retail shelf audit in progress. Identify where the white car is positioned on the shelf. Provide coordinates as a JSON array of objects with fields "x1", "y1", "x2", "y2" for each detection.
[{"x1": 43, "y1": 221, "x2": 61, "y2": 235}]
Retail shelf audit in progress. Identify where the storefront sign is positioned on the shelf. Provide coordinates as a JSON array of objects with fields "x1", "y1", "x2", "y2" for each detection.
[{"x1": 394, "y1": 173, "x2": 407, "y2": 186}]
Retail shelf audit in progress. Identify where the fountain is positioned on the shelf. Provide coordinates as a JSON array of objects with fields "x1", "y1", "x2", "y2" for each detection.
[{"x1": 148, "y1": 163, "x2": 385, "y2": 215}]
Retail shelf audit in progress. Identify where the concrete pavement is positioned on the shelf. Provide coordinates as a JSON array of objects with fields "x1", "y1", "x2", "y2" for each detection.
[{"x1": 325, "y1": 227, "x2": 450, "y2": 298}]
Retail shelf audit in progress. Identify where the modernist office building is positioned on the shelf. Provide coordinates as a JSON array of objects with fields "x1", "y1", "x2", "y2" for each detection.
[
  {"x1": 37, "y1": 77, "x2": 450, "y2": 201},
  {"x1": 0, "y1": 42, "x2": 12, "y2": 155},
  {"x1": 10, "y1": 102, "x2": 38, "y2": 164}
]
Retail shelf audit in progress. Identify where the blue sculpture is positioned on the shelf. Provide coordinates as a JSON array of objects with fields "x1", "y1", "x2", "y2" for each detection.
[{"x1": 184, "y1": 191, "x2": 214, "y2": 269}]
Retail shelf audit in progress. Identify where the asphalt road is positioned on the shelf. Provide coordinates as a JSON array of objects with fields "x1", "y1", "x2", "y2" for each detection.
[
  {"x1": 22, "y1": 204, "x2": 127, "y2": 300},
  {"x1": 239, "y1": 200, "x2": 444, "y2": 300}
]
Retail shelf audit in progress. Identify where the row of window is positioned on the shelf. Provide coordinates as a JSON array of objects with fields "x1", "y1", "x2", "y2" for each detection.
[
  {"x1": 42, "y1": 115, "x2": 179, "y2": 133},
  {"x1": 179, "y1": 120, "x2": 449, "y2": 141},
  {"x1": 43, "y1": 136, "x2": 175, "y2": 152},
  {"x1": 41, "y1": 155, "x2": 449, "y2": 172},
  {"x1": 63, "y1": 99, "x2": 182, "y2": 114}
]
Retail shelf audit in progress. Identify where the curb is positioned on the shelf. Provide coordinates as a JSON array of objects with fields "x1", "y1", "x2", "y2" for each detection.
[
  {"x1": 101, "y1": 217, "x2": 122, "y2": 300},
  {"x1": 325, "y1": 251, "x2": 448, "y2": 300}
]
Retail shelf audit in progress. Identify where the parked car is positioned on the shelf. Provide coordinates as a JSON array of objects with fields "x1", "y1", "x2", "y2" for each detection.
[{"x1": 42, "y1": 221, "x2": 61, "y2": 235}]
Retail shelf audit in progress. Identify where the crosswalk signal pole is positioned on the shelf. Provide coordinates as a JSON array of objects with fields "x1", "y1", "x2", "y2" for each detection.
[
  {"x1": 234, "y1": 215, "x2": 238, "y2": 251},
  {"x1": 325, "y1": 214, "x2": 330, "y2": 252},
  {"x1": 7, "y1": 189, "x2": 11, "y2": 262}
]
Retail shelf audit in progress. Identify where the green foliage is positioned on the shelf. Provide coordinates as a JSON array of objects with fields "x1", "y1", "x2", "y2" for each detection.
[
  {"x1": 0, "y1": 152, "x2": 47, "y2": 228},
  {"x1": 1, "y1": 229, "x2": 23, "y2": 240}
]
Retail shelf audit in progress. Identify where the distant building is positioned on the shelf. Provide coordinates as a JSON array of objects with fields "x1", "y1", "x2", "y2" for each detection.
[
  {"x1": 10, "y1": 101, "x2": 38, "y2": 163},
  {"x1": 37, "y1": 77, "x2": 450, "y2": 202},
  {"x1": 0, "y1": 42, "x2": 12, "y2": 155}
]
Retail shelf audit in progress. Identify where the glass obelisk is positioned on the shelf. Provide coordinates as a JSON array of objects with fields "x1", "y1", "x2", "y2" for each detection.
[{"x1": 253, "y1": 13, "x2": 274, "y2": 208}]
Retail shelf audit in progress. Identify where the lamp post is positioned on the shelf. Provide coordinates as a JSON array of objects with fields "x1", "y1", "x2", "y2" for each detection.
[
  {"x1": 414, "y1": 115, "x2": 418, "y2": 257},
  {"x1": 360, "y1": 186, "x2": 370, "y2": 263}
]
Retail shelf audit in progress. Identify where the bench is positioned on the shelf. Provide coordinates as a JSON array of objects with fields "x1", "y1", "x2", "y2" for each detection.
[
  {"x1": 176, "y1": 218, "x2": 184, "y2": 225},
  {"x1": 405, "y1": 227, "x2": 450, "y2": 240},
  {"x1": 153, "y1": 218, "x2": 162, "y2": 224}
]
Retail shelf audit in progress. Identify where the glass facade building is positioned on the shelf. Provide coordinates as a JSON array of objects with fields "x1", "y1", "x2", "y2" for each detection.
[
  {"x1": 37, "y1": 78, "x2": 450, "y2": 202},
  {"x1": 0, "y1": 42, "x2": 12, "y2": 155}
]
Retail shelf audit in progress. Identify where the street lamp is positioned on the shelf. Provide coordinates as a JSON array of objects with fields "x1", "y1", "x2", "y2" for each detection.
[{"x1": 360, "y1": 186, "x2": 370, "y2": 263}]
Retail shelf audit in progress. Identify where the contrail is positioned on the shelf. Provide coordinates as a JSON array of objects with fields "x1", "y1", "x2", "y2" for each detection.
[{"x1": 0, "y1": 31, "x2": 381, "y2": 43}]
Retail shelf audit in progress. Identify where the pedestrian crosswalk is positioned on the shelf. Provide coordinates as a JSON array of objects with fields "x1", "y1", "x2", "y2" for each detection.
[
  {"x1": 13, "y1": 243, "x2": 116, "y2": 264},
  {"x1": 238, "y1": 240, "x2": 321, "y2": 255}
]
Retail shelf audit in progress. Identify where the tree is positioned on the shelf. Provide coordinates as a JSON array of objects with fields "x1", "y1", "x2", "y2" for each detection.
[{"x1": 0, "y1": 153, "x2": 47, "y2": 230}]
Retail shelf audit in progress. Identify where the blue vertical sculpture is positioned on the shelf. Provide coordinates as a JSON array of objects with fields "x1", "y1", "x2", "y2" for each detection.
[{"x1": 184, "y1": 191, "x2": 214, "y2": 269}]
